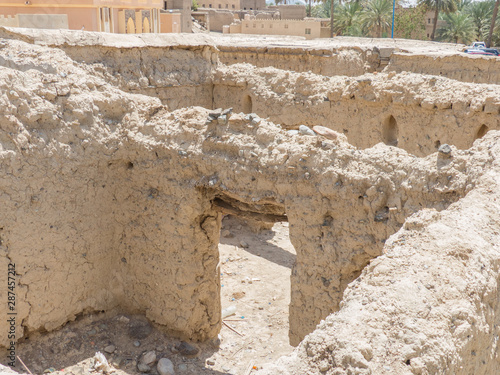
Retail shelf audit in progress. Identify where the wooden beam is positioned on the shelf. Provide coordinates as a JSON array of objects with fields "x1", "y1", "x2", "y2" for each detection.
[{"x1": 212, "y1": 198, "x2": 287, "y2": 223}]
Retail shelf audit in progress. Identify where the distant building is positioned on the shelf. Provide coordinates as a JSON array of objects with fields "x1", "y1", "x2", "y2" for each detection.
[
  {"x1": 425, "y1": 10, "x2": 446, "y2": 39},
  {"x1": 198, "y1": 0, "x2": 266, "y2": 11},
  {"x1": 225, "y1": 14, "x2": 326, "y2": 39},
  {"x1": 0, "y1": 0, "x2": 190, "y2": 33}
]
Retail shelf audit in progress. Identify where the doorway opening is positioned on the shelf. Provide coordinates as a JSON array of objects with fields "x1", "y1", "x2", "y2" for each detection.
[{"x1": 214, "y1": 198, "x2": 294, "y2": 372}]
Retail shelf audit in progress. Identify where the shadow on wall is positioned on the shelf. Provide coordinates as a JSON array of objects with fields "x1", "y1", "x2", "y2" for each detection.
[
  {"x1": 476, "y1": 124, "x2": 489, "y2": 140},
  {"x1": 383, "y1": 115, "x2": 398, "y2": 146}
]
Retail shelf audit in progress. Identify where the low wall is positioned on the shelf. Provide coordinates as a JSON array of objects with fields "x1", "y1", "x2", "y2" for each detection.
[
  {"x1": 260, "y1": 131, "x2": 500, "y2": 373},
  {"x1": 214, "y1": 64, "x2": 500, "y2": 156}
]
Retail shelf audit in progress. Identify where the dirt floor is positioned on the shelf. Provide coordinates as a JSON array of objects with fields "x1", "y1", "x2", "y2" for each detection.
[{"x1": 0, "y1": 215, "x2": 295, "y2": 375}]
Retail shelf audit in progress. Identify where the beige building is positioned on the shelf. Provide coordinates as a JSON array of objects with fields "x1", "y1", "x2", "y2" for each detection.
[
  {"x1": 226, "y1": 15, "x2": 322, "y2": 39},
  {"x1": 199, "y1": 0, "x2": 265, "y2": 11},
  {"x1": 0, "y1": 0, "x2": 173, "y2": 33},
  {"x1": 425, "y1": 10, "x2": 446, "y2": 39}
]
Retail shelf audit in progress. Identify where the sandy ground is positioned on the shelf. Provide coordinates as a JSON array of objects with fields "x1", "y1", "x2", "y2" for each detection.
[{"x1": 0, "y1": 215, "x2": 295, "y2": 375}]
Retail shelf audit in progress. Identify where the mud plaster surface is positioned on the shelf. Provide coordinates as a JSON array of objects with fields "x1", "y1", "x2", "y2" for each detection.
[
  {"x1": 0, "y1": 216, "x2": 294, "y2": 375},
  {"x1": 2, "y1": 28, "x2": 500, "y2": 375}
]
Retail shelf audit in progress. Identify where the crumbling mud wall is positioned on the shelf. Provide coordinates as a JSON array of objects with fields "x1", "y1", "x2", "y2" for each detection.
[
  {"x1": 0, "y1": 34, "x2": 497, "y2": 349},
  {"x1": 0, "y1": 38, "x2": 221, "y2": 345},
  {"x1": 3, "y1": 29, "x2": 500, "y2": 373},
  {"x1": 0, "y1": 28, "x2": 218, "y2": 110},
  {"x1": 259, "y1": 132, "x2": 500, "y2": 374},
  {"x1": 213, "y1": 64, "x2": 500, "y2": 156},
  {"x1": 388, "y1": 52, "x2": 500, "y2": 85},
  {"x1": 217, "y1": 45, "x2": 380, "y2": 77}
]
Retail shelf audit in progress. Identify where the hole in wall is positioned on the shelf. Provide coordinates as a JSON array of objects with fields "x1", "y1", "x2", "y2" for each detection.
[
  {"x1": 383, "y1": 115, "x2": 398, "y2": 146},
  {"x1": 475, "y1": 124, "x2": 489, "y2": 140},
  {"x1": 242, "y1": 94, "x2": 252, "y2": 113}
]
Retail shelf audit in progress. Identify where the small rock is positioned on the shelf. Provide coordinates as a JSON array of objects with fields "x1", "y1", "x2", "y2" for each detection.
[
  {"x1": 176, "y1": 341, "x2": 199, "y2": 357},
  {"x1": 157, "y1": 358, "x2": 175, "y2": 375},
  {"x1": 313, "y1": 125, "x2": 338, "y2": 140},
  {"x1": 88, "y1": 328, "x2": 97, "y2": 335},
  {"x1": 240, "y1": 240, "x2": 249, "y2": 248},
  {"x1": 137, "y1": 363, "x2": 151, "y2": 372},
  {"x1": 251, "y1": 116, "x2": 261, "y2": 125},
  {"x1": 140, "y1": 351, "x2": 157, "y2": 366},
  {"x1": 206, "y1": 358, "x2": 216, "y2": 365},
  {"x1": 209, "y1": 334, "x2": 221, "y2": 348},
  {"x1": 438, "y1": 144, "x2": 452, "y2": 155},
  {"x1": 222, "y1": 107, "x2": 233, "y2": 116},
  {"x1": 134, "y1": 340, "x2": 142, "y2": 347},
  {"x1": 221, "y1": 229, "x2": 232, "y2": 238},
  {"x1": 156, "y1": 345, "x2": 165, "y2": 352},
  {"x1": 236, "y1": 225, "x2": 242, "y2": 230},
  {"x1": 128, "y1": 319, "x2": 152, "y2": 340},
  {"x1": 43, "y1": 368, "x2": 56, "y2": 373},
  {"x1": 287, "y1": 130, "x2": 299, "y2": 136},
  {"x1": 218, "y1": 115, "x2": 227, "y2": 125},
  {"x1": 104, "y1": 345, "x2": 116, "y2": 354},
  {"x1": 117, "y1": 316, "x2": 130, "y2": 324},
  {"x1": 299, "y1": 125, "x2": 316, "y2": 136},
  {"x1": 112, "y1": 357, "x2": 123, "y2": 368},
  {"x1": 178, "y1": 363, "x2": 188, "y2": 371},
  {"x1": 208, "y1": 108, "x2": 222, "y2": 118},
  {"x1": 93, "y1": 352, "x2": 112, "y2": 373},
  {"x1": 139, "y1": 77, "x2": 149, "y2": 88}
]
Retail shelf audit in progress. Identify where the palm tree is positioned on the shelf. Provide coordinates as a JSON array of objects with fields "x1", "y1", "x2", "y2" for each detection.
[
  {"x1": 469, "y1": 0, "x2": 493, "y2": 40},
  {"x1": 335, "y1": 1, "x2": 362, "y2": 34},
  {"x1": 419, "y1": 0, "x2": 458, "y2": 40},
  {"x1": 455, "y1": 0, "x2": 472, "y2": 11},
  {"x1": 487, "y1": 0, "x2": 500, "y2": 46},
  {"x1": 361, "y1": 0, "x2": 392, "y2": 37},
  {"x1": 437, "y1": 11, "x2": 475, "y2": 43}
]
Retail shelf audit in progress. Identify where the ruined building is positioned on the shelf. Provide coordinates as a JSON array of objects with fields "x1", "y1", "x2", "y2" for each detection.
[{"x1": 1, "y1": 28, "x2": 500, "y2": 374}]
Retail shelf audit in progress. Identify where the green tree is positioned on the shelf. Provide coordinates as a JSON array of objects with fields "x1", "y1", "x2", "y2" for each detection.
[
  {"x1": 455, "y1": 0, "x2": 472, "y2": 11},
  {"x1": 437, "y1": 11, "x2": 475, "y2": 43},
  {"x1": 469, "y1": 0, "x2": 493, "y2": 40},
  {"x1": 394, "y1": 5, "x2": 428, "y2": 39},
  {"x1": 335, "y1": 1, "x2": 362, "y2": 35},
  {"x1": 418, "y1": 0, "x2": 458, "y2": 40},
  {"x1": 192, "y1": 0, "x2": 199, "y2": 10},
  {"x1": 361, "y1": 0, "x2": 393, "y2": 37},
  {"x1": 311, "y1": 0, "x2": 331, "y2": 18}
]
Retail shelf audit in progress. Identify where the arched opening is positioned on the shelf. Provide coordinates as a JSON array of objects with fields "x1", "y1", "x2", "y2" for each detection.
[
  {"x1": 126, "y1": 17, "x2": 135, "y2": 34},
  {"x1": 242, "y1": 95, "x2": 252, "y2": 113},
  {"x1": 143, "y1": 17, "x2": 150, "y2": 33},
  {"x1": 383, "y1": 115, "x2": 398, "y2": 146},
  {"x1": 475, "y1": 124, "x2": 489, "y2": 140}
]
